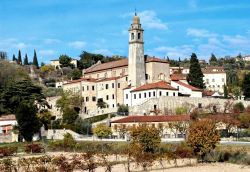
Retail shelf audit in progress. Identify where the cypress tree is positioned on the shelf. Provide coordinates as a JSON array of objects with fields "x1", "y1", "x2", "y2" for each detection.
[
  {"x1": 12, "y1": 54, "x2": 17, "y2": 62},
  {"x1": 187, "y1": 53, "x2": 205, "y2": 89},
  {"x1": 224, "y1": 84, "x2": 228, "y2": 98},
  {"x1": 209, "y1": 53, "x2": 217, "y2": 66},
  {"x1": 24, "y1": 54, "x2": 29, "y2": 65},
  {"x1": 17, "y1": 50, "x2": 22, "y2": 65},
  {"x1": 33, "y1": 50, "x2": 39, "y2": 68},
  {"x1": 242, "y1": 73, "x2": 250, "y2": 99}
]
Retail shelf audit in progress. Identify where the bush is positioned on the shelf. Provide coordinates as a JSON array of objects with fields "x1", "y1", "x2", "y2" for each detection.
[
  {"x1": 24, "y1": 143, "x2": 44, "y2": 154},
  {"x1": 233, "y1": 102, "x2": 245, "y2": 113},
  {"x1": 174, "y1": 143, "x2": 193, "y2": 158},
  {"x1": 0, "y1": 146, "x2": 17, "y2": 157}
]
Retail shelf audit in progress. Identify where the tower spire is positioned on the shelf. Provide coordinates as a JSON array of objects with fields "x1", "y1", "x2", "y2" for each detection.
[{"x1": 135, "y1": 8, "x2": 137, "y2": 16}]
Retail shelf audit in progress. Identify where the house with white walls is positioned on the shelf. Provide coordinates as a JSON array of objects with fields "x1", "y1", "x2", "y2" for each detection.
[{"x1": 171, "y1": 80, "x2": 202, "y2": 97}]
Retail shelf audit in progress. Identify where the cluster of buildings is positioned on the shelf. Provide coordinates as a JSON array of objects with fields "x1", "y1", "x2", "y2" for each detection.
[{"x1": 61, "y1": 14, "x2": 227, "y2": 116}]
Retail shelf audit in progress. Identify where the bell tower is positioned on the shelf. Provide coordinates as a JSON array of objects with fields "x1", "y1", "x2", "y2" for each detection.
[{"x1": 128, "y1": 13, "x2": 146, "y2": 87}]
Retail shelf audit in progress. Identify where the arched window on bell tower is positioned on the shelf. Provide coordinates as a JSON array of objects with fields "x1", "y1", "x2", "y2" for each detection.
[
  {"x1": 138, "y1": 32, "x2": 141, "y2": 39},
  {"x1": 131, "y1": 33, "x2": 134, "y2": 40}
]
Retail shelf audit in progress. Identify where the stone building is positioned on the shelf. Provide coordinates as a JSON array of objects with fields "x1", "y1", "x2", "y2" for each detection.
[{"x1": 50, "y1": 58, "x2": 78, "y2": 69}]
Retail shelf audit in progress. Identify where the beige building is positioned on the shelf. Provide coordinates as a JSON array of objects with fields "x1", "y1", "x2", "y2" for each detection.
[{"x1": 50, "y1": 58, "x2": 78, "y2": 69}]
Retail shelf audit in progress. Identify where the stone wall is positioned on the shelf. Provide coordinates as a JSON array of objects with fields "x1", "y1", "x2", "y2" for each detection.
[{"x1": 129, "y1": 96, "x2": 250, "y2": 115}]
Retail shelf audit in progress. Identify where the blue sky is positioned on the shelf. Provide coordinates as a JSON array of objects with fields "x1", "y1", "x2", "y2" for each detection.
[{"x1": 1, "y1": 0, "x2": 250, "y2": 64}]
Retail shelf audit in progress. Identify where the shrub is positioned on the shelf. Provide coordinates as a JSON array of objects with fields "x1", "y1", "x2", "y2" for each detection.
[
  {"x1": 233, "y1": 102, "x2": 245, "y2": 113},
  {"x1": 174, "y1": 143, "x2": 193, "y2": 158},
  {"x1": 93, "y1": 124, "x2": 112, "y2": 139},
  {"x1": 62, "y1": 133, "x2": 77, "y2": 151},
  {"x1": 24, "y1": 143, "x2": 44, "y2": 154},
  {"x1": 0, "y1": 146, "x2": 18, "y2": 157}
]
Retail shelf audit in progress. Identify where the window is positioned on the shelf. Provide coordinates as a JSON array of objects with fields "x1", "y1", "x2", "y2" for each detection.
[
  {"x1": 134, "y1": 94, "x2": 136, "y2": 99},
  {"x1": 149, "y1": 92, "x2": 151, "y2": 97},
  {"x1": 92, "y1": 86, "x2": 95, "y2": 91},
  {"x1": 166, "y1": 92, "x2": 169, "y2": 96},
  {"x1": 131, "y1": 33, "x2": 134, "y2": 40},
  {"x1": 145, "y1": 74, "x2": 149, "y2": 80},
  {"x1": 153, "y1": 91, "x2": 156, "y2": 97},
  {"x1": 118, "y1": 83, "x2": 120, "y2": 88},
  {"x1": 173, "y1": 92, "x2": 175, "y2": 96},
  {"x1": 139, "y1": 93, "x2": 141, "y2": 98},
  {"x1": 82, "y1": 86, "x2": 84, "y2": 91},
  {"x1": 144, "y1": 92, "x2": 147, "y2": 98},
  {"x1": 112, "y1": 83, "x2": 115, "y2": 88},
  {"x1": 138, "y1": 32, "x2": 141, "y2": 39},
  {"x1": 126, "y1": 94, "x2": 128, "y2": 99},
  {"x1": 112, "y1": 104, "x2": 115, "y2": 108},
  {"x1": 159, "y1": 91, "x2": 162, "y2": 96},
  {"x1": 106, "y1": 95, "x2": 109, "y2": 100},
  {"x1": 222, "y1": 78, "x2": 225, "y2": 82},
  {"x1": 198, "y1": 103, "x2": 202, "y2": 108},
  {"x1": 92, "y1": 96, "x2": 96, "y2": 101},
  {"x1": 112, "y1": 94, "x2": 115, "y2": 99},
  {"x1": 212, "y1": 79, "x2": 215, "y2": 82},
  {"x1": 87, "y1": 86, "x2": 89, "y2": 90},
  {"x1": 126, "y1": 77, "x2": 128, "y2": 81},
  {"x1": 106, "y1": 84, "x2": 108, "y2": 89},
  {"x1": 86, "y1": 97, "x2": 89, "y2": 102}
]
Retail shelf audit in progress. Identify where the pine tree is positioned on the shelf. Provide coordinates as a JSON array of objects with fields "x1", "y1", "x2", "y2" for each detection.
[
  {"x1": 17, "y1": 50, "x2": 22, "y2": 65},
  {"x1": 224, "y1": 84, "x2": 228, "y2": 98},
  {"x1": 24, "y1": 54, "x2": 29, "y2": 65},
  {"x1": 187, "y1": 53, "x2": 205, "y2": 89},
  {"x1": 12, "y1": 54, "x2": 17, "y2": 62},
  {"x1": 242, "y1": 73, "x2": 250, "y2": 99},
  {"x1": 33, "y1": 50, "x2": 39, "y2": 68}
]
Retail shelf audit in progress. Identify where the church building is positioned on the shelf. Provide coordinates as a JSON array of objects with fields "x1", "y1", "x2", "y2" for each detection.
[{"x1": 62, "y1": 14, "x2": 202, "y2": 116}]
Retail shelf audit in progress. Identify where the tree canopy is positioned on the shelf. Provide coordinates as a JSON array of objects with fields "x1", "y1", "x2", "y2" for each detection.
[
  {"x1": 187, "y1": 53, "x2": 205, "y2": 89},
  {"x1": 33, "y1": 50, "x2": 39, "y2": 68},
  {"x1": 17, "y1": 50, "x2": 22, "y2": 65},
  {"x1": 59, "y1": 55, "x2": 74, "y2": 68},
  {"x1": 93, "y1": 123, "x2": 112, "y2": 139},
  {"x1": 67, "y1": 68, "x2": 82, "y2": 80},
  {"x1": 209, "y1": 53, "x2": 217, "y2": 66},
  {"x1": 242, "y1": 72, "x2": 250, "y2": 99},
  {"x1": 23, "y1": 54, "x2": 29, "y2": 65}
]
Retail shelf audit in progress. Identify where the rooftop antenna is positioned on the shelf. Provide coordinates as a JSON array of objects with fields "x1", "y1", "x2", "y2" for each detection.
[{"x1": 135, "y1": 8, "x2": 137, "y2": 16}]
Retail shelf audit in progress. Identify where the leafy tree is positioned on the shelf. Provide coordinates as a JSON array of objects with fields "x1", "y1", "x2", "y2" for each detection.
[
  {"x1": 187, "y1": 119, "x2": 220, "y2": 161},
  {"x1": 23, "y1": 54, "x2": 29, "y2": 65},
  {"x1": 62, "y1": 133, "x2": 77, "y2": 150},
  {"x1": 59, "y1": 55, "x2": 74, "y2": 68},
  {"x1": 62, "y1": 107, "x2": 79, "y2": 125},
  {"x1": 15, "y1": 100, "x2": 41, "y2": 142},
  {"x1": 232, "y1": 86, "x2": 242, "y2": 100},
  {"x1": 224, "y1": 84, "x2": 228, "y2": 98},
  {"x1": 242, "y1": 72, "x2": 250, "y2": 99},
  {"x1": 238, "y1": 113, "x2": 250, "y2": 129},
  {"x1": 41, "y1": 62, "x2": 45, "y2": 67},
  {"x1": 129, "y1": 125, "x2": 161, "y2": 170},
  {"x1": 33, "y1": 50, "x2": 39, "y2": 68},
  {"x1": 117, "y1": 104, "x2": 129, "y2": 116},
  {"x1": 0, "y1": 51, "x2": 7, "y2": 60},
  {"x1": 0, "y1": 79, "x2": 47, "y2": 114},
  {"x1": 93, "y1": 123, "x2": 112, "y2": 139},
  {"x1": 187, "y1": 53, "x2": 205, "y2": 89},
  {"x1": 67, "y1": 68, "x2": 82, "y2": 80},
  {"x1": 37, "y1": 109, "x2": 54, "y2": 130},
  {"x1": 97, "y1": 98, "x2": 107, "y2": 108},
  {"x1": 209, "y1": 53, "x2": 217, "y2": 66},
  {"x1": 233, "y1": 102, "x2": 245, "y2": 113},
  {"x1": 17, "y1": 50, "x2": 22, "y2": 65}
]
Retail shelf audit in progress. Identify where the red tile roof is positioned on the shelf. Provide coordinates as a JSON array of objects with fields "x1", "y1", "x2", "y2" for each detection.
[
  {"x1": 170, "y1": 74, "x2": 187, "y2": 81},
  {"x1": 202, "y1": 66, "x2": 225, "y2": 74},
  {"x1": 111, "y1": 115, "x2": 190, "y2": 123},
  {"x1": 173, "y1": 81, "x2": 202, "y2": 91},
  {"x1": 0, "y1": 115, "x2": 16, "y2": 121},
  {"x1": 131, "y1": 81, "x2": 177, "y2": 92},
  {"x1": 84, "y1": 56, "x2": 168, "y2": 74}
]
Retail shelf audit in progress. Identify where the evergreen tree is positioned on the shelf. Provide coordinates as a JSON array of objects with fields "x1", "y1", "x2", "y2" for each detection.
[
  {"x1": 224, "y1": 84, "x2": 228, "y2": 98},
  {"x1": 187, "y1": 53, "x2": 205, "y2": 89},
  {"x1": 12, "y1": 54, "x2": 17, "y2": 62},
  {"x1": 0, "y1": 51, "x2": 7, "y2": 60},
  {"x1": 242, "y1": 73, "x2": 250, "y2": 99},
  {"x1": 17, "y1": 50, "x2": 22, "y2": 65},
  {"x1": 33, "y1": 50, "x2": 39, "y2": 68},
  {"x1": 15, "y1": 100, "x2": 41, "y2": 142},
  {"x1": 23, "y1": 54, "x2": 29, "y2": 65},
  {"x1": 209, "y1": 53, "x2": 217, "y2": 66}
]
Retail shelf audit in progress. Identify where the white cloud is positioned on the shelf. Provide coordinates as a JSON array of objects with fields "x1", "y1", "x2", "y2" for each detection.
[
  {"x1": 154, "y1": 45, "x2": 194, "y2": 59},
  {"x1": 187, "y1": 28, "x2": 217, "y2": 38},
  {"x1": 93, "y1": 49, "x2": 112, "y2": 55},
  {"x1": 223, "y1": 35, "x2": 250, "y2": 47},
  {"x1": 38, "y1": 49, "x2": 56, "y2": 57},
  {"x1": 122, "y1": 10, "x2": 168, "y2": 30},
  {"x1": 68, "y1": 41, "x2": 86, "y2": 49},
  {"x1": 0, "y1": 38, "x2": 28, "y2": 50},
  {"x1": 43, "y1": 38, "x2": 61, "y2": 44}
]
